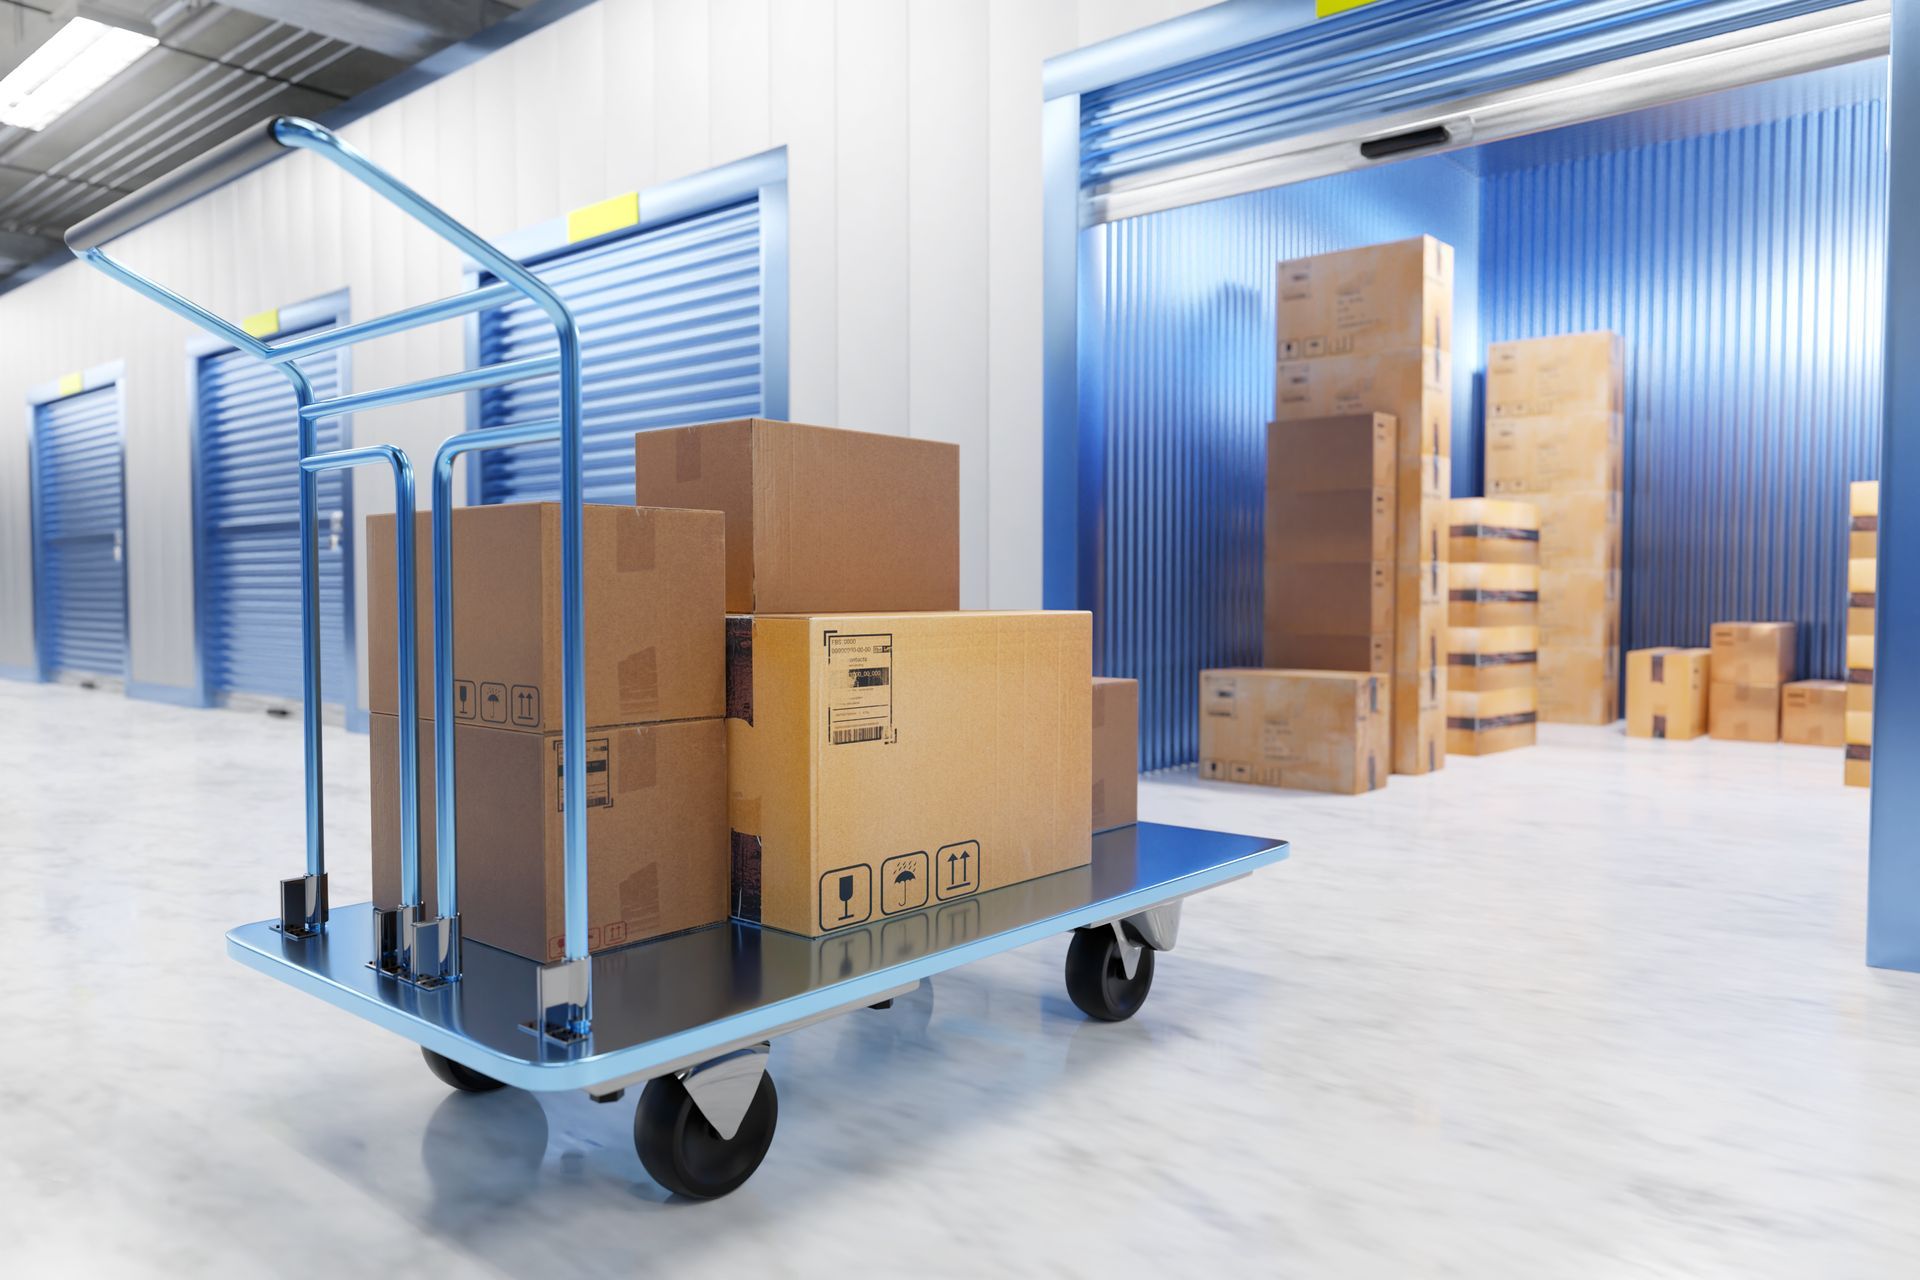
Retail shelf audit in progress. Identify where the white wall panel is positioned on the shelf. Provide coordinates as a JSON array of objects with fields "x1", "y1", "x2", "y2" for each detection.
[
  {"x1": 654, "y1": 0, "x2": 713, "y2": 183},
  {"x1": 833, "y1": 0, "x2": 909, "y2": 436},
  {"x1": 709, "y1": 0, "x2": 771, "y2": 163},
  {"x1": 770, "y1": 0, "x2": 837, "y2": 425}
]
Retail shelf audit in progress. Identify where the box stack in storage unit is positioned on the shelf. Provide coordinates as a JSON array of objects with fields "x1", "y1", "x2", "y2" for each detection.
[
  {"x1": 1485, "y1": 332, "x2": 1623, "y2": 724},
  {"x1": 1626, "y1": 648, "x2": 1711, "y2": 739},
  {"x1": 1445, "y1": 499, "x2": 1539, "y2": 755},
  {"x1": 1273, "y1": 236, "x2": 1454, "y2": 774},
  {"x1": 1847, "y1": 481, "x2": 1878, "y2": 787},
  {"x1": 1708, "y1": 622, "x2": 1796, "y2": 742},
  {"x1": 1199, "y1": 668, "x2": 1389, "y2": 794}
]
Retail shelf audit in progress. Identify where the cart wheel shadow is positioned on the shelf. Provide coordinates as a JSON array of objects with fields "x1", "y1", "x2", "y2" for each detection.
[{"x1": 419, "y1": 1087, "x2": 549, "y2": 1218}]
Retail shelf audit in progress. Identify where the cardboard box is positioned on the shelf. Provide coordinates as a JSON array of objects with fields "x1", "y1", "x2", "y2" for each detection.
[
  {"x1": 1849, "y1": 606, "x2": 1875, "y2": 638},
  {"x1": 725, "y1": 611, "x2": 1090, "y2": 937},
  {"x1": 633, "y1": 418, "x2": 960, "y2": 615},
  {"x1": 1448, "y1": 561, "x2": 1539, "y2": 628},
  {"x1": 368, "y1": 504, "x2": 724, "y2": 730},
  {"x1": 1199, "y1": 668, "x2": 1389, "y2": 794},
  {"x1": 1852, "y1": 480, "x2": 1880, "y2": 518},
  {"x1": 1782, "y1": 679, "x2": 1846, "y2": 747},
  {"x1": 1538, "y1": 645, "x2": 1619, "y2": 724},
  {"x1": 1268, "y1": 413, "x2": 1396, "y2": 491},
  {"x1": 1709, "y1": 682, "x2": 1781, "y2": 743},
  {"x1": 1091, "y1": 677, "x2": 1138, "y2": 832},
  {"x1": 1266, "y1": 561, "x2": 1392, "y2": 638},
  {"x1": 1846, "y1": 708, "x2": 1873, "y2": 747},
  {"x1": 1538, "y1": 567, "x2": 1620, "y2": 649},
  {"x1": 1447, "y1": 625, "x2": 1538, "y2": 693},
  {"x1": 1275, "y1": 236, "x2": 1453, "y2": 360},
  {"x1": 1447, "y1": 717, "x2": 1537, "y2": 756},
  {"x1": 371, "y1": 714, "x2": 728, "y2": 961},
  {"x1": 1487, "y1": 331, "x2": 1621, "y2": 418},
  {"x1": 1448, "y1": 497, "x2": 1540, "y2": 565},
  {"x1": 1485, "y1": 412, "x2": 1622, "y2": 494},
  {"x1": 1849, "y1": 557, "x2": 1877, "y2": 606},
  {"x1": 1274, "y1": 348, "x2": 1451, "y2": 460},
  {"x1": 1852, "y1": 528, "x2": 1878, "y2": 559},
  {"x1": 1527, "y1": 489, "x2": 1622, "y2": 571},
  {"x1": 1267, "y1": 488, "x2": 1394, "y2": 563},
  {"x1": 1847, "y1": 680, "x2": 1874, "y2": 714},
  {"x1": 1446, "y1": 684, "x2": 1537, "y2": 756},
  {"x1": 1848, "y1": 634, "x2": 1875, "y2": 672},
  {"x1": 1710, "y1": 622, "x2": 1797, "y2": 686},
  {"x1": 1264, "y1": 631, "x2": 1392, "y2": 674},
  {"x1": 1625, "y1": 647, "x2": 1710, "y2": 740},
  {"x1": 1845, "y1": 746, "x2": 1871, "y2": 788}
]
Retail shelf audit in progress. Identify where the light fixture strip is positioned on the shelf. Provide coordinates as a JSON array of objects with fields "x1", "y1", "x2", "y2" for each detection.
[{"x1": 0, "y1": 17, "x2": 159, "y2": 132}]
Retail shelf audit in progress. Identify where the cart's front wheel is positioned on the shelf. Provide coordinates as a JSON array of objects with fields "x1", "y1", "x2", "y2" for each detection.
[
  {"x1": 1065, "y1": 925, "x2": 1155, "y2": 1021},
  {"x1": 635, "y1": 1070, "x2": 778, "y2": 1199},
  {"x1": 422, "y1": 1047, "x2": 508, "y2": 1093}
]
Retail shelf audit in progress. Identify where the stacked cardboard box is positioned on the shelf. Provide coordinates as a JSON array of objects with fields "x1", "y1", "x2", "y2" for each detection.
[
  {"x1": 1091, "y1": 677, "x2": 1140, "y2": 831},
  {"x1": 1783, "y1": 680, "x2": 1846, "y2": 746},
  {"x1": 1708, "y1": 622, "x2": 1796, "y2": 742},
  {"x1": 1485, "y1": 332, "x2": 1623, "y2": 724},
  {"x1": 1198, "y1": 668, "x2": 1389, "y2": 794},
  {"x1": 1445, "y1": 498, "x2": 1538, "y2": 754},
  {"x1": 1625, "y1": 647, "x2": 1710, "y2": 739},
  {"x1": 1273, "y1": 236, "x2": 1454, "y2": 774},
  {"x1": 1847, "y1": 480, "x2": 1878, "y2": 786}
]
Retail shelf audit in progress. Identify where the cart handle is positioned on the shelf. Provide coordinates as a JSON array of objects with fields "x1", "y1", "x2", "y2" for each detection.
[{"x1": 67, "y1": 118, "x2": 291, "y2": 252}]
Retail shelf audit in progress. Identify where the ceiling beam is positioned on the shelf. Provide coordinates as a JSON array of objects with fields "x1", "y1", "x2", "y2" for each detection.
[
  {"x1": 211, "y1": 0, "x2": 519, "y2": 62},
  {"x1": 0, "y1": 227, "x2": 60, "y2": 261}
]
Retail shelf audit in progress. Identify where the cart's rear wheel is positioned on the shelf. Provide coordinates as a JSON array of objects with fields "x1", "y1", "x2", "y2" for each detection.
[
  {"x1": 1065, "y1": 925, "x2": 1155, "y2": 1022},
  {"x1": 422, "y1": 1047, "x2": 507, "y2": 1094},
  {"x1": 635, "y1": 1070, "x2": 778, "y2": 1199}
]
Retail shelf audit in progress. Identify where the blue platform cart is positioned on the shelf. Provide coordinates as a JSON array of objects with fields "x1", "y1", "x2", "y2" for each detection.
[{"x1": 67, "y1": 117, "x2": 1289, "y2": 1199}]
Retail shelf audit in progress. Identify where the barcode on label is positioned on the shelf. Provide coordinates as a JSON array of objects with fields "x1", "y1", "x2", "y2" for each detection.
[{"x1": 832, "y1": 726, "x2": 885, "y2": 745}]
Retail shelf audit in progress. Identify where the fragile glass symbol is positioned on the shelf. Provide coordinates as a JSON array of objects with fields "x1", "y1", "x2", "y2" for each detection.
[{"x1": 837, "y1": 874, "x2": 856, "y2": 921}]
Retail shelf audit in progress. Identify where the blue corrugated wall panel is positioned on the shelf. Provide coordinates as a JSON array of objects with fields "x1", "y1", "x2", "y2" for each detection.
[
  {"x1": 1479, "y1": 59, "x2": 1889, "y2": 680},
  {"x1": 31, "y1": 385, "x2": 128, "y2": 679},
  {"x1": 1083, "y1": 154, "x2": 1480, "y2": 770}
]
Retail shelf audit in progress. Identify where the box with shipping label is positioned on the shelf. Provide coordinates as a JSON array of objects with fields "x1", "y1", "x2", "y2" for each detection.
[
  {"x1": 1709, "y1": 621, "x2": 1797, "y2": 687},
  {"x1": 1267, "y1": 487, "x2": 1395, "y2": 563},
  {"x1": 1847, "y1": 681, "x2": 1873, "y2": 715},
  {"x1": 1846, "y1": 745, "x2": 1871, "y2": 788},
  {"x1": 1709, "y1": 682, "x2": 1782, "y2": 743},
  {"x1": 1448, "y1": 497, "x2": 1540, "y2": 565},
  {"x1": 725, "y1": 611, "x2": 1090, "y2": 937},
  {"x1": 371, "y1": 714, "x2": 728, "y2": 962},
  {"x1": 1447, "y1": 562, "x2": 1539, "y2": 629},
  {"x1": 1526, "y1": 489, "x2": 1622, "y2": 571},
  {"x1": 1275, "y1": 236, "x2": 1454, "y2": 361},
  {"x1": 1199, "y1": 668, "x2": 1390, "y2": 794},
  {"x1": 1274, "y1": 348, "x2": 1452, "y2": 460},
  {"x1": 1538, "y1": 645, "x2": 1619, "y2": 725},
  {"x1": 1849, "y1": 557, "x2": 1877, "y2": 606},
  {"x1": 1487, "y1": 331, "x2": 1622, "y2": 418},
  {"x1": 368, "y1": 504, "x2": 724, "y2": 730},
  {"x1": 1782, "y1": 679, "x2": 1847, "y2": 747},
  {"x1": 1268, "y1": 413, "x2": 1396, "y2": 491},
  {"x1": 1625, "y1": 647, "x2": 1710, "y2": 740},
  {"x1": 1537, "y1": 567, "x2": 1621, "y2": 650},
  {"x1": 1447, "y1": 625, "x2": 1538, "y2": 693},
  {"x1": 1445, "y1": 684, "x2": 1537, "y2": 756},
  {"x1": 1091, "y1": 677, "x2": 1139, "y2": 832},
  {"x1": 633, "y1": 417, "x2": 959, "y2": 615},
  {"x1": 1485, "y1": 412, "x2": 1622, "y2": 494},
  {"x1": 1847, "y1": 634, "x2": 1875, "y2": 673}
]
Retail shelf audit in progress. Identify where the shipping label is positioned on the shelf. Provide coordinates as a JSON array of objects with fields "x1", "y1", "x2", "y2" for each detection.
[
  {"x1": 824, "y1": 632, "x2": 897, "y2": 745},
  {"x1": 554, "y1": 736, "x2": 612, "y2": 810}
]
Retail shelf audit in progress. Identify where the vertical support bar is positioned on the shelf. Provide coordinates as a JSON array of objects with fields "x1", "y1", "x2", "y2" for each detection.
[
  {"x1": 390, "y1": 457, "x2": 421, "y2": 911},
  {"x1": 286, "y1": 367, "x2": 329, "y2": 936},
  {"x1": 431, "y1": 460, "x2": 459, "y2": 921},
  {"x1": 1041, "y1": 93, "x2": 1084, "y2": 611},
  {"x1": 558, "y1": 328, "x2": 589, "y2": 968},
  {"x1": 1869, "y1": 4, "x2": 1920, "y2": 972}
]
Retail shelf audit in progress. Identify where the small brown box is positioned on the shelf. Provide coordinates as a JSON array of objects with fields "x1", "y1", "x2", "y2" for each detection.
[
  {"x1": 1709, "y1": 682, "x2": 1782, "y2": 743},
  {"x1": 633, "y1": 418, "x2": 960, "y2": 614},
  {"x1": 1447, "y1": 562, "x2": 1538, "y2": 629},
  {"x1": 1782, "y1": 679, "x2": 1847, "y2": 746},
  {"x1": 1445, "y1": 684, "x2": 1537, "y2": 753},
  {"x1": 1625, "y1": 647, "x2": 1710, "y2": 740},
  {"x1": 1199, "y1": 668, "x2": 1389, "y2": 795},
  {"x1": 1091, "y1": 677, "x2": 1139, "y2": 832},
  {"x1": 1275, "y1": 236, "x2": 1454, "y2": 360},
  {"x1": 1273, "y1": 348, "x2": 1452, "y2": 460},
  {"x1": 1486, "y1": 331, "x2": 1622, "y2": 418},
  {"x1": 1448, "y1": 497, "x2": 1540, "y2": 565},
  {"x1": 1709, "y1": 622, "x2": 1797, "y2": 687},
  {"x1": 1268, "y1": 413, "x2": 1396, "y2": 491},
  {"x1": 1447, "y1": 625, "x2": 1538, "y2": 693},
  {"x1": 1845, "y1": 746, "x2": 1872, "y2": 788},
  {"x1": 371, "y1": 715, "x2": 729, "y2": 961},
  {"x1": 1485, "y1": 412, "x2": 1622, "y2": 494}
]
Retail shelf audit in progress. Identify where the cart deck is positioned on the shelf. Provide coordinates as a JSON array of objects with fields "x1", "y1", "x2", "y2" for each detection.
[{"x1": 228, "y1": 821, "x2": 1287, "y2": 1094}]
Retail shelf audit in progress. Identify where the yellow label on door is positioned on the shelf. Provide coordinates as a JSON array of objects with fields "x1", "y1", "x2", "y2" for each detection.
[
  {"x1": 566, "y1": 192, "x2": 640, "y2": 244},
  {"x1": 1316, "y1": 0, "x2": 1382, "y2": 15},
  {"x1": 56, "y1": 372, "x2": 83, "y2": 396},
  {"x1": 241, "y1": 308, "x2": 280, "y2": 339}
]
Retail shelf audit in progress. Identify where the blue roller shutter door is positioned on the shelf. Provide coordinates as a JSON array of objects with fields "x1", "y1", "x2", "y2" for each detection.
[
  {"x1": 196, "y1": 338, "x2": 352, "y2": 704},
  {"x1": 31, "y1": 385, "x2": 128, "y2": 679},
  {"x1": 476, "y1": 199, "x2": 764, "y2": 503}
]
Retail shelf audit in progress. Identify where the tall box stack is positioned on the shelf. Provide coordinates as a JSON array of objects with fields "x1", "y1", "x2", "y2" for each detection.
[
  {"x1": 1273, "y1": 236, "x2": 1454, "y2": 774},
  {"x1": 1708, "y1": 622, "x2": 1796, "y2": 742},
  {"x1": 1445, "y1": 498, "x2": 1539, "y2": 755},
  {"x1": 1847, "y1": 480, "x2": 1878, "y2": 787},
  {"x1": 1485, "y1": 332, "x2": 1623, "y2": 724}
]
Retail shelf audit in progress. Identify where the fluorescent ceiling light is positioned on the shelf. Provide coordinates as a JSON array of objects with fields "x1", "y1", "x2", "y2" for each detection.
[{"x1": 0, "y1": 16, "x2": 158, "y2": 132}]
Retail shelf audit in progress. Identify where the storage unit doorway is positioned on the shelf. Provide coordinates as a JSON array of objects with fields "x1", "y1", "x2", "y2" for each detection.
[{"x1": 28, "y1": 367, "x2": 130, "y2": 686}]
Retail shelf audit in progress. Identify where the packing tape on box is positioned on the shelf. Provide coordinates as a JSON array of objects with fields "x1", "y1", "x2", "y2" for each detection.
[
  {"x1": 618, "y1": 512, "x2": 656, "y2": 572},
  {"x1": 619, "y1": 646, "x2": 661, "y2": 718},
  {"x1": 619, "y1": 727, "x2": 657, "y2": 793}
]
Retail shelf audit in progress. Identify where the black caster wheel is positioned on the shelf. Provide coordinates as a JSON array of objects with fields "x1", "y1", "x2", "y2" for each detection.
[
  {"x1": 1065, "y1": 925, "x2": 1155, "y2": 1022},
  {"x1": 422, "y1": 1047, "x2": 507, "y2": 1093},
  {"x1": 634, "y1": 1070, "x2": 779, "y2": 1199}
]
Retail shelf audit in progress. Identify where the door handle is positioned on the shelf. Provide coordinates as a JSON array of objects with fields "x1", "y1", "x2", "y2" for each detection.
[
  {"x1": 328, "y1": 508, "x2": 343, "y2": 552},
  {"x1": 112, "y1": 528, "x2": 124, "y2": 563}
]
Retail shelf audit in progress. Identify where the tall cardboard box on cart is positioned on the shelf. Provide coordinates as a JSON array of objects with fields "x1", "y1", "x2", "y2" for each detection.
[{"x1": 1273, "y1": 235, "x2": 1454, "y2": 774}]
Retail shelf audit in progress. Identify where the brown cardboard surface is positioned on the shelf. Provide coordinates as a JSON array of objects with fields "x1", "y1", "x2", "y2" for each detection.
[
  {"x1": 1709, "y1": 682, "x2": 1782, "y2": 743},
  {"x1": 1846, "y1": 709, "x2": 1873, "y2": 748},
  {"x1": 1851, "y1": 528, "x2": 1878, "y2": 559},
  {"x1": 1447, "y1": 562, "x2": 1539, "y2": 628},
  {"x1": 1264, "y1": 631, "x2": 1392, "y2": 674},
  {"x1": 1538, "y1": 645, "x2": 1619, "y2": 724},
  {"x1": 1275, "y1": 236, "x2": 1453, "y2": 360},
  {"x1": 1847, "y1": 681, "x2": 1874, "y2": 715},
  {"x1": 726, "y1": 611, "x2": 1090, "y2": 936},
  {"x1": 1845, "y1": 754, "x2": 1871, "y2": 788},
  {"x1": 1485, "y1": 412, "x2": 1622, "y2": 494},
  {"x1": 1447, "y1": 625, "x2": 1538, "y2": 693},
  {"x1": 1849, "y1": 557, "x2": 1878, "y2": 599},
  {"x1": 1267, "y1": 488, "x2": 1394, "y2": 563},
  {"x1": 1446, "y1": 683, "x2": 1537, "y2": 723},
  {"x1": 1852, "y1": 480, "x2": 1880, "y2": 517},
  {"x1": 1199, "y1": 668, "x2": 1389, "y2": 794},
  {"x1": 1849, "y1": 606, "x2": 1875, "y2": 638},
  {"x1": 1709, "y1": 622, "x2": 1797, "y2": 686},
  {"x1": 1448, "y1": 497, "x2": 1540, "y2": 564},
  {"x1": 1487, "y1": 331, "x2": 1621, "y2": 418},
  {"x1": 1268, "y1": 413, "x2": 1396, "y2": 491},
  {"x1": 1265, "y1": 561, "x2": 1392, "y2": 639},
  {"x1": 1848, "y1": 635, "x2": 1875, "y2": 672},
  {"x1": 633, "y1": 418, "x2": 959, "y2": 614},
  {"x1": 368, "y1": 504, "x2": 724, "y2": 731},
  {"x1": 1447, "y1": 719, "x2": 1536, "y2": 756},
  {"x1": 1625, "y1": 647, "x2": 1710, "y2": 740},
  {"x1": 1274, "y1": 348, "x2": 1451, "y2": 459},
  {"x1": 1782, "y1": 679, "x2": 1846, "y2": 747},
  {"x1": 1526, "y1": 489, "x2": 1621, "y2": 571},
  {"x1": 371, "y1": 714, "x2": 728, "y2": 961},
  {"x1": 1091, "y1": 677, "x2": 1138, "y2": 832},
  {"x1": 1538, "y1": 567, "x2": 1620, "y2": 650}
]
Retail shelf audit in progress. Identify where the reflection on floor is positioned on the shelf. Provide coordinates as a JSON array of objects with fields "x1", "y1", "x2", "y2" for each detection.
[{"x1": 1, "y1": 679, "x2": 1915, "y2": 1276}]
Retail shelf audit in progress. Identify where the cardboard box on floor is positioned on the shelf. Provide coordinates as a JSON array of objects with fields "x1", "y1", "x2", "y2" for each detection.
[
  {"x1": 1448, "y1": 625, "x2": 1538, "y2": 693},
  {"x1": 726, "y1": 611, "x2": 1091, "y2": 937},
  {"x1": 1091, "y1": 677, "x2": 1139, "y2": 832},
  {"x1": 1487, "y1": 331, "x2": 1622, "y2": 418},
  {"x1": 1709, "y1": 622, "x2": 1796, "y2": 686},
  {"x1": 1445, "y1": 684, "x2": 1537, "y2": 756},
  {"x1": 633, "y1": 418, "x2": 960, "y2": 615},
  {"x1": 1448, "y1": 497, "x2": 1540, "y2": 565},
  {"x1": 1782, "y1": 679, "x2": 1846, "y2": 747},
  {"x1": 1199, "y1": 668, "x2": 1389, "y2": 794},
  {"x1": 1710, "y1": 682, "x2": 1781, "y2": 743},
  {"x1": 370, "y1": 714, "x2": 728, "y2": 961},
  {"x1": 1274, "y1": 235, "x2": 1453, "y2": 360},
  {"x1": 1846, "y1": 745, "x2": 1871, "y2": 788},
  {"x1": 367, "y1": 504, "x2": 725, "y2": 730},
  {"x1": 1625, "y1": 647, "x2": 1710, "y2": 740}
]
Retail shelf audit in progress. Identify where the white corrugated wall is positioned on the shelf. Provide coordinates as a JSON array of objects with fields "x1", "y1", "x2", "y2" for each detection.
[{"x1": 0, "y1": 0, "x2": 1213, "y2": 704}]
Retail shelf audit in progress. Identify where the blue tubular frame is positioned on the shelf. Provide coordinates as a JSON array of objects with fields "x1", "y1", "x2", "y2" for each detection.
[{"x1": 70, "y1": 116, "x2": 599, "y2": 1034}]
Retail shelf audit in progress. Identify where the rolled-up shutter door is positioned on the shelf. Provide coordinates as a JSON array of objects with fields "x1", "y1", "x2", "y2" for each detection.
[
  {"x1": 475, "y1": 199, "x2": 764, "y2": 504},
  {"x1": 196, "y1": 339, "x2": 351, "y2": 704},
  {"x1": 31, "y1": 385, "x2": 127, "y2": 679}
]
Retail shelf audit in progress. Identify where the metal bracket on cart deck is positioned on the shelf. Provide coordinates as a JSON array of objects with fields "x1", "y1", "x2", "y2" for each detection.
[
  {"x1": 406, "y1": 914, "x2": 463, "y2": 986},
  {"x1": 678, "y1": 1044, "x2": 771, "y2": 1141},
  {"x1": 278, "y1": 874, "x2": 328, "y2": 938},
  {"x1": 533, "y1": 956, "x2": 592, "y2": 1043},
  {"x1": 1109, "y1": 901, "x2": 1182, "y2": 981}
]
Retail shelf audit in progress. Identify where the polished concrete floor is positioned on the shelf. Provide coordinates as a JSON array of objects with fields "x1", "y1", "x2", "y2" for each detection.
[{"x1": 3, "y1": 678, "x2": 1917, "y2": 1276}]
